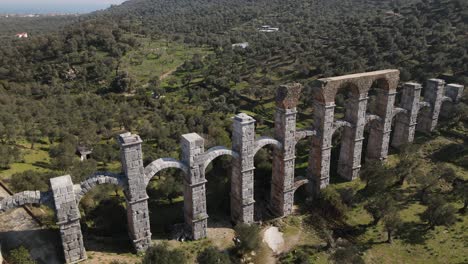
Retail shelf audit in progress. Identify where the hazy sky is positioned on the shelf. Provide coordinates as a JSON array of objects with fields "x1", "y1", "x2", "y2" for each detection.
[{"x1": 0, "y1": 0, "x2": 127, "y2": 14}]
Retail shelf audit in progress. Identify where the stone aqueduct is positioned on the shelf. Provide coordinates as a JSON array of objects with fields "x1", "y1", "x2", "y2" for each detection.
[{"x1": 0, "y1": 70, "x2": 464, "y2": 263}]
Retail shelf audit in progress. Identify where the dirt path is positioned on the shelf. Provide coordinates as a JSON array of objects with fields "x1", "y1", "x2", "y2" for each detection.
[{"x1": 159, "y1": 68, "x2": 177, "y2": 80}]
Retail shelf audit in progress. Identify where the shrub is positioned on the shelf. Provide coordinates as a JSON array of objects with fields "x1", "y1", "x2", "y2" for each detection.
[
  {"x1": 7, "y1": 246, "x2": 35, "y2": 264},
  {"x1": 234, "y1": 223, "x2": 261, "y2": 252},
  {"x1": 196, "y1": 246, "x2": 231, "y2": 264},
  {"x1": 142, "y1": 243, "x2": 186, "y2": 264},
  {"x1": 315, "y1": 187, "x2": 348, "y2": 220}
]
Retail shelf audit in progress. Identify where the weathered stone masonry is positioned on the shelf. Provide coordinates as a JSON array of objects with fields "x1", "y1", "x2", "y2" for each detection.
[{"x1": 0, "y1": 70, "x2": 464, "y2": 263}]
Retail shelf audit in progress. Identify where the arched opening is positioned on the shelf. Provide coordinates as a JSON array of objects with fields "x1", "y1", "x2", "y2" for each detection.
[
  {"x1": 416, "y1": 104, "x2": 432, "y2": 136},
  {"x1": 439, "y1": 99, "x2": 453, "y2": 120},
  {"x1": 294, "y1": 137, "x2": 310, "y2": 209},
  {"x1": 361, "y1": 118, "x2": 380, "y2": 164},
  {"x1": 330, "y1": 125, "x2": 346, "y2": 183},
  {"x1": 362, "y1": 78, "x2": 390, "y2": 161},
  {"x1": 334, "y1": 85, "x2": 359, "y2": 120},
  {"x1": 204, "y1": 155, "x2": 233, "y2": 226},
  {"x1": 331, "y1": 82, "x2": 360, "y2": 180},
  {"x1": 78, "y1": 184, "x2": 131, "y2": 253},
  {"x1": 146, "y1": 168, "x2": 185, "y2": 239},
  {"x1": 293, "y1": 183, "x2": 308, "y2": 213},
  {"x1": 253, "y1": 145, "x2": 274, "y2": 222}
]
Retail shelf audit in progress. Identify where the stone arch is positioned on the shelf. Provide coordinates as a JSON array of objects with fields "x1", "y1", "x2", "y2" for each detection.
[
  {"x1": 0, "y1": 190, "x2": 52, "y2": 212},
  {"x1": 439, "y1": 96, "x2": 454, "y2": 118},
  {"x1": 201, "y1": 146, "x2": 239, "y2": 172},
  {"x1": 253, "y1": 137, "x2": 282, "y2": 156},
  {"x1": 75, "y1": 172, "x2": 126, "y2": 203},
  {"x1": 419, "y1": 101, "x2": 431, "y2": 110},
  {"x1": 295, "y1": 129, "x2": 316, "y2": 144},
  {"x1": 144, "y1": 158, "x2": 189, "y2": 186},
  {"x1": 332, "y1": 120, "x2": 353, "y2": 135},
  {"x1": 365, "y1": 114, "x2": 382, "y2": 126},
  {"x1": 252, "y1": 137, "x2": 282, "y2": 221},
  {"x1": 391, "y1": 107, "x2": 408, "y2": 120}
]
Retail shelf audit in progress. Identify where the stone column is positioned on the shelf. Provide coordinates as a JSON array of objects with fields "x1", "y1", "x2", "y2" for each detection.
[
  {"x1": 338, "y1": 93, "x2": 368, "y2": 180},
  {"x1": 118, "y1": 132, "x2": 151, "y2": 252},
  {"x1": 181, "y1": 133, "x2": 208, "y2": 240},
  {"x1": 367, "y1": 89, "x2": 396, "y2": 160},
  {"x1": 231, "y1": 113, "x2": 256, "y2": 224},
  {"x1": 445, "y1": 84, "x2": 465, "y2": 103},
  {"x1": 307, "y1": 101, "x2": 335, "y2": 194},
  {"x1": 440, "y1": 83, "x2": 465, "y2": 118},
  {"x1": 270, "y1": 83, "x2": 302, "y2": 217},
  {"x1": 392, "y1": 82, "x2": 422, "y2": 148},
  {"x1": 51, "y1": 175, "x2": 86, "y2": 264},
  {"x1": 417, "y1": 79, "x2": 445, "y2": 132}
]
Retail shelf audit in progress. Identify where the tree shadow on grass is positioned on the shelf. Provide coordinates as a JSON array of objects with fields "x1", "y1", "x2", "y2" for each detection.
[
  {"x1": 396, "y1": 221, "x2": 428, "y2": 245},
  {"x1": 32, "y1": 161, "x2": 55, "y2": 170}
]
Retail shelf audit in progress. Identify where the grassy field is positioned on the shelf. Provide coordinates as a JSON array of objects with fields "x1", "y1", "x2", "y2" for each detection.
[
  {"x1": 0, "y1": 141, "x2": 52, "y2": 181},
  {"x1": 121, "y1": 37, "x2": 211, "y2": 87}
]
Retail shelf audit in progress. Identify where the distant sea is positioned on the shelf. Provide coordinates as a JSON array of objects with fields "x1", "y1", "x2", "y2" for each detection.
[{"x1": 0, "y1": 3, "x2": 116, "y2": 14}]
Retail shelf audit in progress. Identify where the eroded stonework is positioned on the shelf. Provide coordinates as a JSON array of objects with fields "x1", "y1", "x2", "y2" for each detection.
[{"x1": 0, "y1": 70, "x2": 463, "y2": 263}]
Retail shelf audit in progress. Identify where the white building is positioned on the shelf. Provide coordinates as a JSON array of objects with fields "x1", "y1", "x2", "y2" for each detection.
[
  {"x1": 259, "y1": 25, "x2": 279, "y2": 32},
  {"x1": 232, "y1": 42, "x2": 249, "y2": 49},
  {"x1": 15, "y1": 32, "x2": 28, "y2": 38}
]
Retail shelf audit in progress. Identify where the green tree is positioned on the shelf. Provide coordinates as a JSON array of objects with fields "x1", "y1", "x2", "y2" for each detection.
[
  {"x1": 49, "y1": 141, "x2": 76, "y2": 171},
  {"x1": 0, "y1": 144, "x2": 21, "y2": 169},
  {"x1": 142, "y1": 243, "x2": 186, "y2": 264},
  {"x1": 364, "y1": 194, "x2": 397, "y2": 225},
  {"x1": 315, "y1": 187, "x2": 349, "y2": 220},
  {"x1": 421, "y1": 196, "x2": 457, "y2": 229},
  {"x1": 110, "y1": 71, "x2": 134, "y2": 93},
  {"x1": 394, "y1": 144, "x2": 423, "y2": 185},
  {"x1": 157, "y1": 175, "x2": 183, "y2": 204},
  {"x1": 360, "y1": 161, "x2": 394, "y2": 193},
  {"x1": 10, "y1": 171, "x2": 57, "y2": 192},
  {"x1": 413, "y1": 165, "x2": 457, "y2": 202},
  {"x1": 382, "y1": 211, "x2": 402, "y2": 243},
  {"x1": 452, "y1": 178, "x2": 467, "y2": 213}
]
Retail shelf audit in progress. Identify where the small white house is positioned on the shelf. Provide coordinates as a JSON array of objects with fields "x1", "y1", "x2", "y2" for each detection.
[
  {"x1": 15, "y1": 32, "x2": 28, "y2": 38},
  {"x1": 232, "y1": 42, "x2": 249, "y2": 49},
  {"x1": 76, "y1": 146, "x2": 92, "y2": 161},
  {"x1": 259, "y1": 25, "x2": 279, "y2": 32}
]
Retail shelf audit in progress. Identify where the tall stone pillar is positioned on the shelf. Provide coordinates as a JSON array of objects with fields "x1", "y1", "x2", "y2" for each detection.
[
  {"x1": 51, "y1": 175, "x2": 86, "y2": 264},
  {"x1": 392, "y1": 82, "x2": 422, "y2": 148},
  {"x1": 231, "y1": 113, "x2": 256, "y2": 224},
  {"x1": 367, "y1": 89, "x2": 396, "y2": 160},
  {"x1": 417, "y1": 79, "x2": 445, "y2": 132},
  {"x1": 181, "y1": 133, "x2": 208, "y2": 240},
  {"x1": 445, "y1": 84, "x2": 465, "y2": 103},
  {"x1": 118, "y1": 132, "x2": 151, "y2": 252},
  {"x1": 270, "y1": 83, "x2": 302, "y2": 217},
  {"x1": 338, "y1": 93, "x2": 368, "y2": 180},
  {"x1": 307, "y1": 101, "x2": 335, "y2": 194},
  {"x1": 440, "y1": 83, "x2": 465, "y2": 117}
]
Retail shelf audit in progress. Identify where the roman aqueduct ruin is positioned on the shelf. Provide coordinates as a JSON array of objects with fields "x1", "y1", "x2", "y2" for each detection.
[{"x1": 0, "y1": 69, "x2": 464, "y2": 263}]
